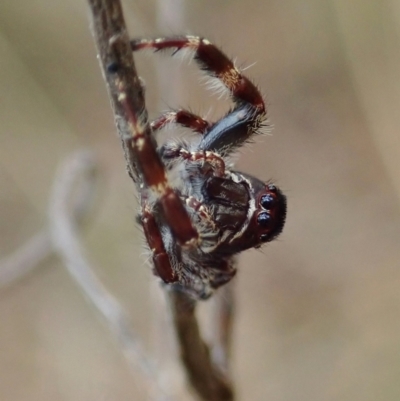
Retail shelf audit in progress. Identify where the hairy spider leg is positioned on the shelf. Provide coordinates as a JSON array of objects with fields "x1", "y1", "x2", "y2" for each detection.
[
  {"x1": 116, "y1": 82, "x2": 199, "y2": 247},
  {"x1": 130, "y1": 36, "x2": 264, "y2": 109},
  {"x1": 141, "y1": 205, "x2": 178, "y2": 283},
  {"x1": 150, "y1": 110, "x2": 226, "y2": 176},
  {"x1": 131, "y1": 36, "x2": 267, "y2": 155},
  {"x1": 161, "y1": 146, "x2": 226, "y2": 177},
  {"x1": 151, "y1": 110, "x2": 210, "y2": 134}
]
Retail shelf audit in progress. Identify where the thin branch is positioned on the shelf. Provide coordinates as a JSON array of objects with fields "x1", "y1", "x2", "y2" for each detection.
[
  {"x1": 0, "y1": 230, "x2": 51, "y2": 288},
  {"x1": 168, "y1": 290, "x2": 234, "y2": 401},
  {"x1": 0, "y1": 151, "x2": 95, "y2": 289},
  {"x1": 48, "y1": 151, "x2": 173, "y2": 401},
  {"x1": 87, "y1": 0, "x2": 143, "y2": 188}
]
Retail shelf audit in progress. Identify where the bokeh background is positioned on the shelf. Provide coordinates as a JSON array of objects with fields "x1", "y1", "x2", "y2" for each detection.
[{"x1": 1, "y1": 0, "x2": 400, "y2": 400}]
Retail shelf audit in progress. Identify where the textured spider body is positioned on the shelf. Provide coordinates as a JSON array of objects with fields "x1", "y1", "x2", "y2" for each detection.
[{"x1": 120, "y1": 36, "x2": 286, "y2": 299}]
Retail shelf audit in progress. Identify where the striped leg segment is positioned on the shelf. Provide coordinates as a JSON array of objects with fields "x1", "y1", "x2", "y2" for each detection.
[
  {"x1": 151, "y1": 110, "x2": 210, "y2": 134},
  {"x1": 131, "y1": 36, "x2": 265, "y2": 111},
  {"x1": 161, "y1": 146, "x2": 226, "y2": 177},
  {"x1": 141, "y1": 206, "x2": 177, "y2": 283},
  {"x1": 117, "y1": 83, "x2": 198, "y2": 246}
]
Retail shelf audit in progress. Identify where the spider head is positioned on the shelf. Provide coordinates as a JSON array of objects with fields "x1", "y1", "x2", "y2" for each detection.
[
  {"x1": 253, "y1": 183, "x2": 287, "y2": 245},
  {"x1": 217, "y1": 176, "x2": 286, "y2": 253}
]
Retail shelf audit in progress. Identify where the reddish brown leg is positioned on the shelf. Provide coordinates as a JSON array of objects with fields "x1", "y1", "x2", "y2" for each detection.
[
  {"x1": 131, "y1": 36, "x2": 265, "y2": 111},
  {"x1": 151, "y1": 110, "x2": 210, "y2": 134},
  {"x1": 141, "y1": 206, "x2": 177, "y2": 283},
  {"x1": 116, "y1": 82, "x2": 198, "y2": 246}
]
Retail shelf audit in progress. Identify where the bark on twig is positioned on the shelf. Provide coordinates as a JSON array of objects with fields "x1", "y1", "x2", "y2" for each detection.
[
  {"x1": 168, "y1": 290, "x2": 234, "y2": 401},
  {"x1": 87, "y1": 0, "x2": 143, "y2": 187},
  {"x1": 86, "y1": 1, "x2": 235, "y2": 399}
]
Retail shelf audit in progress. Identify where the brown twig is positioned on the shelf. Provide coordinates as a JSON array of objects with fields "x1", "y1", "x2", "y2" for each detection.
[
  {"x1": 168, "y1": 290, "x2": 234, "y2": 401},
  {"x1": 86, "y1": 1, "x2": 235, "y2": 400},
  {"x1": 87, "y1": 0, "x2": 143, "y2": 188}
]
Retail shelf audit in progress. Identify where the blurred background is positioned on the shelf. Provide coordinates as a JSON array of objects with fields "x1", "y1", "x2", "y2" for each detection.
[{"x1": 1, "y1": 0, "x2": 400, "y2": 400}]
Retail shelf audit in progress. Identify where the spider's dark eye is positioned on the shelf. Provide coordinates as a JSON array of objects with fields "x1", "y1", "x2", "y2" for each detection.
[
  {"x1": 260, "y1": 194, "x2": 275, "y2": 209},
  {"x1": 260, "y1": 233, "x2": 270, "y2": 242},
  {"x1": 267, "y1": 184, "x2": 277, "y2": 192},
  {"x1": 257, "y1": 212, "x2": 272, "y2": 227}
]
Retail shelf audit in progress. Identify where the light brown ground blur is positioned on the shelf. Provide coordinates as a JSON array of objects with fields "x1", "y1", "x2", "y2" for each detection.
[{"x1": 1, "y1": 1, "x2": 400, "y2": 400}]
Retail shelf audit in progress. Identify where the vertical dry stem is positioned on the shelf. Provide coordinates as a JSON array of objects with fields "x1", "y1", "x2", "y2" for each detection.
[
  {"x1": 87, "y1": 0, "x2": 143, "y2": 187},
  {"x1": 86, "y1": 1, "x2": 234, "y2": 399},
  {"x1": 168, "y1": 290, "x2": 234, "y2": 401}
]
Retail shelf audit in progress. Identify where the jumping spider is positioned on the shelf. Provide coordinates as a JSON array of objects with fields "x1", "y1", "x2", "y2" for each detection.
[{"x1": 116, "y1": 36, "x2": 287, "y2": 299}]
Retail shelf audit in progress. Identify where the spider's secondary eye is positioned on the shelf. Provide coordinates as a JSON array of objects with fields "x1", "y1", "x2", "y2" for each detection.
[
  {"x1": 260, "y1": 194, "x2": 275, "y2": 209},
  {"x1": 260, "y1": 233, "x2": 270, "y2": 242},
  {"x1": 257, "y1": 212, "x2": 272, "y2": 227},
  {"x1": 267, "y1": 184, "x2": 277, "y2": 192}
]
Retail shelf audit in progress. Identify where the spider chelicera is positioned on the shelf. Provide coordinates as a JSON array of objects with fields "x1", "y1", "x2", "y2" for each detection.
[{"x1": 115, "y1": 36, "x2": 287, "y2": 299}]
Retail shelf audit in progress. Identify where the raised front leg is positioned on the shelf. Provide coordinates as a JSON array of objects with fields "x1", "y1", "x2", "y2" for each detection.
[
  {"x1": 131, "y1": 36, "x2": 265, "y2": 110},
  {"x1": 131, "y1": 36, "x2": 267, "y2": 156}
]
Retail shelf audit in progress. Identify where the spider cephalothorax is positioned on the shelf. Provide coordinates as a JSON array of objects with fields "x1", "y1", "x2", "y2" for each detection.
[{"x1": 118, "y1": 36, "x2": 286, "y2": 299}]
